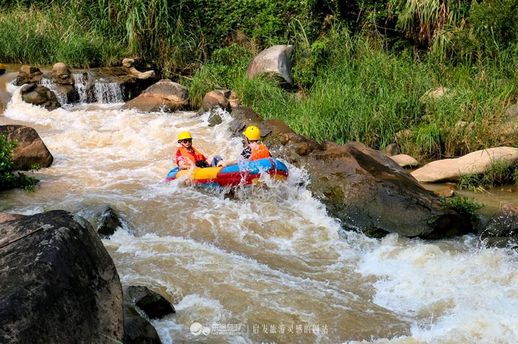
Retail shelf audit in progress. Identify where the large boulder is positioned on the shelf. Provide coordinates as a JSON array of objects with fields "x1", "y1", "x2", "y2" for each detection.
[
  {"x1": 247, "y1": 45, "x2": 294, "y2": 84},
  {"x1": 20, "y1": 83, "x2": 61, "y2": 110},
  {"x1": 411, "y1": 147, "x2": 518, "y2": 183},
  {"x1": 228, "y1": 106, "x2": 473, "y2": 238},
  {"x1": 0, "y1": 210, "x2": 124, "y2": 344},
  {"x1": 15, "y1": 65, "x2": 43, "y2": 85},
  {"x1": 124, "y1": 79, "x2": 189, "y2": 112},
  {"x1": 0, "y1": 125, "x2": 53, "y2": 170},
  {"x1": 303, "y1": 142, "x2": 472, "y2": 238}
]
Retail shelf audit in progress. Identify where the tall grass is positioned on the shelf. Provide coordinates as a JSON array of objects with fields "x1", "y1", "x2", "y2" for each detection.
[
  {"x1": 0, "y1": 6, "x2": 125, "y2": 66},
  {"x1": 189, "y1": 28, "x2": 517, "y2": 160},
  {"x1": 0, "y1": 0, "x2": 317, "y2": 75}
]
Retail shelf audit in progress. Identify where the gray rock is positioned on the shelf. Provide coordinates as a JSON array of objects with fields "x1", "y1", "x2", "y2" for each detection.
[
  {"x1": 124, "y1": 305, "x2": 161, "y2": 344},
  {"x1": 15, "y1": 65, "x2": 43, "y2": 85},
  {"x1": 96, "y1": 206, "x2": 123, "y2": 238},
  {"x1": 247, "y1": 45, "x2": 294, "y2": 84},
  {"x1": 20, "y1": 83, "x2": 61, "y2": 110},
  {"x1": 303, "y1": 142, "x2": 472, "y2": 239},
  {"x1": 126, "y1": 286, "x2": 175, "y2": 319},
  {"x1": 0, "y1": 210, "x2": 124, "y2": 344},
  {"x1": 504, "y1": 103, "x2": 518, "y2": 121},
  {"x1": 208, "y1": 112, "x2": 223, "y2": 127}
]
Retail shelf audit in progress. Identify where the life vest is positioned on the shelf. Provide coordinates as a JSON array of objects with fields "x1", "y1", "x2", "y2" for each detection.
[
  {"x1": 176, "y1": 146, "x2": 206, "y2": 166},
  {"x1": 249, "y1": 143, "x2": 271, "y2": 161}
]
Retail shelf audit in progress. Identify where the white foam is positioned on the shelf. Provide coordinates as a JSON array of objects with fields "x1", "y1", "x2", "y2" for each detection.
[{"x1": 355, "y1": 234, "x2": 518, "y2": 343}]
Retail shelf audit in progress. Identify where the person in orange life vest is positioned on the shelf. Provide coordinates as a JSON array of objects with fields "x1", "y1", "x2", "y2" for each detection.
[
  {"x1": 175, "y1": 131, "x2": 211, "y2": 169},
  {"x1": 240, "y1": 125, "x2": 270, "y2": 160},
  {"x1": 217, "y1": 125, "x2": 270, "y2": 167}
]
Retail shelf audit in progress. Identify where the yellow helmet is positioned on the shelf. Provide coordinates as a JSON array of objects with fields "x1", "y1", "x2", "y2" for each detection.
[
  {"x1": 243, "y1": 125, "x2": 261, "y2": 141},
  {"x1": 177, "y1": 131, "x2": 192, "y2": 141}
]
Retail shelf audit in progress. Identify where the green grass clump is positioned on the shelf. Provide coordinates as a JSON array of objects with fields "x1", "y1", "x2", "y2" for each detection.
[
  {"x1": 457, "y1": 161, "x2": 518, "y2": 191},
  {"x1": 440, "y1": 196, "x2": 483, "y2": 216},
  {"x1": 0, "y1": 135, "x2": 38, "y2": 191}
]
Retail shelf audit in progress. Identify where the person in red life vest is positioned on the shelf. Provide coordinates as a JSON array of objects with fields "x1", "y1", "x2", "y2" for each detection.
[
  {"x1": 218, "y1": 125, "x2": 271, "y2": 167},
  {"x1": 175, "y1": 131, "x2": 211, "y2": 169}
]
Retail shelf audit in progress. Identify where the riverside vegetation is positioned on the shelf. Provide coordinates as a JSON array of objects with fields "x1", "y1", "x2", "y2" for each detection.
[
  {"x1": 0, "y1": 1, "x2": 517, "y2": 166},
  {"x1": 0, "y1": 135, "x2": 38, "y2": 191}
]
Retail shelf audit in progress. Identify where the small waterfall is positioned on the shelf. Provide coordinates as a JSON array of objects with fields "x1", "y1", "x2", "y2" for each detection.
[
  {"x1": 73, "y1": 73, "x2": 89, "y2": 103},
  {"x1": 93, "y1": 79, "x2": 123, "y2": 104},
  {"x1": 72, "y1": 73, "x2": 123, "y2": 104},
  {"x1": 40, "y1": 77, "x2": 68, "y2": 105}
]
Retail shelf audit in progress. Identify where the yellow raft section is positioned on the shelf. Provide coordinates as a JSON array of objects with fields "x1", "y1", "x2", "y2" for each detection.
[{"x1": 175, "y1": 166, "x2": 221, "y2": 181}]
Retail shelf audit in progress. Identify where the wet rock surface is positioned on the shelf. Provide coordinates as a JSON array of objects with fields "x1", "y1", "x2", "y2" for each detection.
[
  {"x1": 126, "y1": 286, "x2": 175, "y2": 319},
  {"x1": 479, "y1": 206, "x2": 518, "y2": 249},
  {"x1": 95, "y1": 206, "x2": 123, "y2": 238},
  {"x1": 122, "y1": 285, "x2": 169, "y2": 344},
  {"x1": 14, "y1": 65, "x2": 43, "y2": 85},
  {"x1": 84, "y1": 67, "x2": 157, "y2": 102},
  {"x1": 0, "y1": 210, "x2": 123, "y2": 344},
  {"x1": 50, "y1": 62, "x2": 77, "y2": 103},
  {"x1": 20, "y1": 83, "x2": 60, "y2": 110},
  {"x1": 123, "y1": 305, "x2": 162, "y2": 344}
]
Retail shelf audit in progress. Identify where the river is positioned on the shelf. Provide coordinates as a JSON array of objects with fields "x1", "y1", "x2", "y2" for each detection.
[{"x1": 1, "y1": 76, "x2": 517, "y2": 343}]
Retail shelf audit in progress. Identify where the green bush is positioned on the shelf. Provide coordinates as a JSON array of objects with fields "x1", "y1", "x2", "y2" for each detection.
[
  {"x1": 0, "y1": 135, "x2": 39, "y2": 191},
  {"x1": 440, "y1": 196, "x2": 482, "y2": 216},
  {"x1": 469, "y1": 0, "x2": 518, "y2": 54}
]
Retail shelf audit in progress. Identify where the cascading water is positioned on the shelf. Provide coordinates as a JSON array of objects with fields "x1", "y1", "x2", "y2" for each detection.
[
  {"x1": 1, "y1": 84, "x2": 517, "y2": 344},
  {"x1": 72, "y1": 72, "x2": 89, "y2": 104},
  {"x1": 93, "y1": 78, "x2": 123, "y2": 104},
  {"x1": 40, "y1": 77, "x2": 68, "y2": 105}
]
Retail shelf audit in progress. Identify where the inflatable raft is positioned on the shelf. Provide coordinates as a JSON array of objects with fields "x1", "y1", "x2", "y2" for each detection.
[{"x1": 165, "y1": 158, "x2": 289, "y2": 187}]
